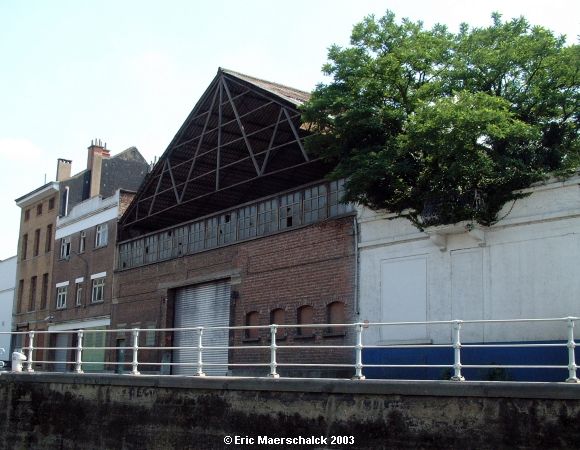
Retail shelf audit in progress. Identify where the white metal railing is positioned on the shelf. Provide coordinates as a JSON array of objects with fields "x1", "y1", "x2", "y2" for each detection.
[{"x1": 1, "y1": 317, "x2": 579, "y2": 383}]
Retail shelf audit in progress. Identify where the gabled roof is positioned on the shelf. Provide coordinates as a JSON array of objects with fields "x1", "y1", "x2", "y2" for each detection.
[
  {"x1": 118, "y1": 68, "x2": 330, "y2": 240},
  {"x1": 220, "y1": 68, "x2": 311, "y2": 105}
]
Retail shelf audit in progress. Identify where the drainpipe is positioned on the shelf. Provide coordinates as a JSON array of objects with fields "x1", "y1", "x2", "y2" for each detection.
[{"x1": 353, "y1": 215, "x2": 360, "y2": 316}]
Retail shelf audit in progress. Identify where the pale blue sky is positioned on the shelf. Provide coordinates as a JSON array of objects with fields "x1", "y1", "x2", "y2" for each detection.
[{"x1": 0, "y1": 0, "x2": 578, "y2": 259}]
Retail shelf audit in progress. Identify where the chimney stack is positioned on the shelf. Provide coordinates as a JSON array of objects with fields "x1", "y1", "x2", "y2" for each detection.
[
  {"x1": 87, "y1": 138, "x2": 110, "y2": 198},
  {"x1": 87, "y1": 138, "x2": 110, "y2": 171},
  {"x1": 56, "y1": 158, "x2": 72, "y2": 181}
]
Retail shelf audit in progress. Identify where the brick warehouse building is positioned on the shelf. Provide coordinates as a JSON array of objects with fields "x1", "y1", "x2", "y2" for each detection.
[{"x1": 113, "y1": 69, "x2": 357, "y2": 377}]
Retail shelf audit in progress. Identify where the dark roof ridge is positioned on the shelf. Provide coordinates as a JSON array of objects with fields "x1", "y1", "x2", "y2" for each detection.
[{"x1": 219, "y1": 67, "x2": 311, "y2": 104}]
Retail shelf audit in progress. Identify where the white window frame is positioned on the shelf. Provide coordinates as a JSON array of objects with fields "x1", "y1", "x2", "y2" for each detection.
[
  {"x1": 56, "y1": 286, "x2": 67, "y2": 309},
  {"x1": 60, "y1": 236, "x2": 71, "y2": 259},
  {"x1": 95, "y1": 223, "x2": 108, "y2": 248},
  {"x1": 79, "y1": 230, "x2": 86, "y2": 253},
  {"x1": 91, "y1": 277, "x2": 105, "y2": 303},
  {"x1": 75, "y1": 282, "x2": 83, "y2": 306}
]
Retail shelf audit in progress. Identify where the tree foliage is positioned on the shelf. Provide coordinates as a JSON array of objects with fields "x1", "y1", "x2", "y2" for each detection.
[{"x1": 302, "y1": 12, "x2": 579, "y2": 227}]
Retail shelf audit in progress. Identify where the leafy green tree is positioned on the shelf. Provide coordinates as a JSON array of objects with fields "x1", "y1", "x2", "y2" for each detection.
[{"x1": 302, "y1": 12, "x2": 579, "y2": 227}]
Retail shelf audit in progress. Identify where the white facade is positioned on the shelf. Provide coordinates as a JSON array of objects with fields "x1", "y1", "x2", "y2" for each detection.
[
  {"x1": 55, "y1": 190, "x2": 120, "y2": 239},
  {"x1": 358, "y1": 175, "x2": 580, "y2": 345},
  {"x1": 0, "y1": 256, "x2": 17, "y2": 360}
]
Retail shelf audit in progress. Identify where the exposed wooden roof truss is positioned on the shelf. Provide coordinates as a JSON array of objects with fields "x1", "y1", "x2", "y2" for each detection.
[{"x1": 119, "y1": 69, "x2": 330, "y2": 239}]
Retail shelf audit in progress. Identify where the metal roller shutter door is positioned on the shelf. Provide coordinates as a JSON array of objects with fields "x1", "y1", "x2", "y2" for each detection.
[{"x1": 173, "y1": 280, "x2": 230, "y2": 375}]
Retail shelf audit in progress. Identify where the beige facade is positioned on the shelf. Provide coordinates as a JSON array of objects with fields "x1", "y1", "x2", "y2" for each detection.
[{"x1": 13, "y1": 182, "x2": 60, "y2": 354}]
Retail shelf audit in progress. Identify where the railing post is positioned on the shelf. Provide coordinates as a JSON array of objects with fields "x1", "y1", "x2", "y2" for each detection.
[
  {"x1": 352, "y1": 323, "x2": 365, "y2": 380},
  {"x1": 269, "y1": 324, "x2": 279, "y2": 378},
  {"x1": 566, "y1": 317, "x2": 578, "y2": 383},
  {"x1": 26, "y1": 331, "x2": 35, "y2": 373},
  {"x1": 194, "y1": 327, "x2": 205, "y2": 377},
  {"x1": 131, "y1": 328, "x2": 140, "y2": 375},
  {"x1": 75, "y1": 330, "x2": 84, "y2": 374},
  {"x1": 450, "y1": 320, "x2": 465, "y2": 381}
]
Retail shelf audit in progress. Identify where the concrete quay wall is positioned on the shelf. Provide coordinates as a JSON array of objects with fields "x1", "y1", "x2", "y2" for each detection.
[{"x1": 0, "y1": 373, "x2": 579, "y2": 449}]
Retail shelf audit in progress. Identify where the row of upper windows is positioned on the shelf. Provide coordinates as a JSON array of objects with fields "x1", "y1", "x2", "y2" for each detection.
[
  {"x1": 20, "y1": 225, "x2": 53, "y2": 260},
  {"x1": 59, "y1": 223, "x2": 108, "y2": 260},
  {"x1": 118, "y1": 180, "x2": 352, "y2": 270},
  {"x1": 16, "y1": 274, "x2": 106, "y2": 313},
  {"x1": 243, "y1": 302, "x2": 346, "y2": 340},
  {"x1": 23, "y1": 197, "x2": 55, "y2": 222},
  {"x1": 16, "y1": 274, "x2": 49, "y2": 313},
  {"x1": 20, "y1": 222, "x2": 109, "y2": 261},
  {"x1": 55, "y1": 276, "x2": 106, "y2": 310}
]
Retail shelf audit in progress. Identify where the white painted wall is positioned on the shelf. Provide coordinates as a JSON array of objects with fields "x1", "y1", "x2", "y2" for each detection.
[
  {"x1": 0, "y1": 256, "x2": 17, "y2": 360},
  {"x1": 358, "y1": 175, "x2": 580, "y2": 345},
  {"x1": 56, "y1": 190, "x2": 119, "y2": 239}
]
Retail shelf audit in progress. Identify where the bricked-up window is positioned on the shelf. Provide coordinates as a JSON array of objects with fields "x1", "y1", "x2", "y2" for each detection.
[
  {"x1": 237, "y1": 205, "x2": 257, "y2": 240},
  {"x1": 270, "y1": 308, "x2": 286, "y2": 339},
  {"x1": 37, "y1": 203, "x2": 42, "y2": 216},
  {"x1": 304, "y1": 184, "x2": 328, "y2": 223},
  {"x1": 28, "y1": 276, "x2": 37, "y2": 311},
  {"x1": 75, "y1": 282, "x2": 83, "y2": 306},
  {"x1": 91, "y1": 277, "x2": 105, "y2": 303},
  {"x1": 40, "y1": 273, "x2": 49, "y2": 310},
  {"x1": 297, "y1": 305, "x2": 314, "y2": 337},
  {"x1": 45, "y1": 224, "x2": 52, "y2": 253},
  {"x1": 56, "y1": 286, "x2": 67, "y2": 309},
  {"x1": 326, "y1": 301, "x2": 346, "y2": 335},
  {"x1": 17, "y1": 279, "x2": 24, "y2": 313},
  {"x1": 245, "y1": 311, "x2": 260, "y2": 339},
  {"x1": 21, "y1": 234, "x2": 28, "y2": 260},
  {"x1": 33, "y1": 228, "x2": 40, "y2": 257},
  {"x1": 279, "y1": 192, "x2": 302, "y2": 229},
  {"x1": 257, "y1": 199, "x2": 278, "y2": 235},
  {"x1": 24, "y1": 209, "x2": 30, "y2": 222},
  {"x1": 79, "y1": 231, "x2": 86, "y2": 253},
  {"x1": 95, "y1": 223, "x2": 108, "y2": 248},
  {"x1": 60, "y1": 236, "x2": 71, "y2": 259},
  {"x1": 48, "y1": 197, "x2": 55, "y2": 210}
]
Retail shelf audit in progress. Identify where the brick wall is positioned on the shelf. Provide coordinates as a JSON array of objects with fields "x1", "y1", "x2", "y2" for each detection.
[
  {"x1": 13, "y1": 190, "x2": 59, "y2": 344},
  {"x1": 113, "y1": 215, "x2": 356, "y2": 377},
  {"x1": 50, "y1": 218, "x2": 117, "y2": 323},
  {"x1": 118, "y1": 191, "x2": 136, "y2": 217}
]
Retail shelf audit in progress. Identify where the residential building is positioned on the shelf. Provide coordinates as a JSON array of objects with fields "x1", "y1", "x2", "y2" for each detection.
[
  {"x1": 47, "y1": 143, "x2": 148, "y2": 372},
  {"x1": 114, "y1": 69, "x2": 356, "y2": 377},
  {"x1": 13, "y1": 182, "x2": 60, "y2": 358},
  {"x1": 0, "y1": 256, "x2": 17, "y2": 364},
  {"x1": 358, "y1": 174, "x2": 580, "y2": 381},
  {"x1": 12, "y1": 140, "x2": 148, "y2": 371}
]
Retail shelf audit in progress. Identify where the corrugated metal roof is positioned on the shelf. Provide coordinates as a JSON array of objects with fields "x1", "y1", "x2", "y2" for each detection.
[{"x1": 220, "y1": 68, "x2": 311, "y2": 105}]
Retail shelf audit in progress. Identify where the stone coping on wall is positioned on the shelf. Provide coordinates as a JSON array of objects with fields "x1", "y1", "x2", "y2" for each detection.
[{"x1": 1, "y1": 372, "x2": 579, "y2": 400}]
